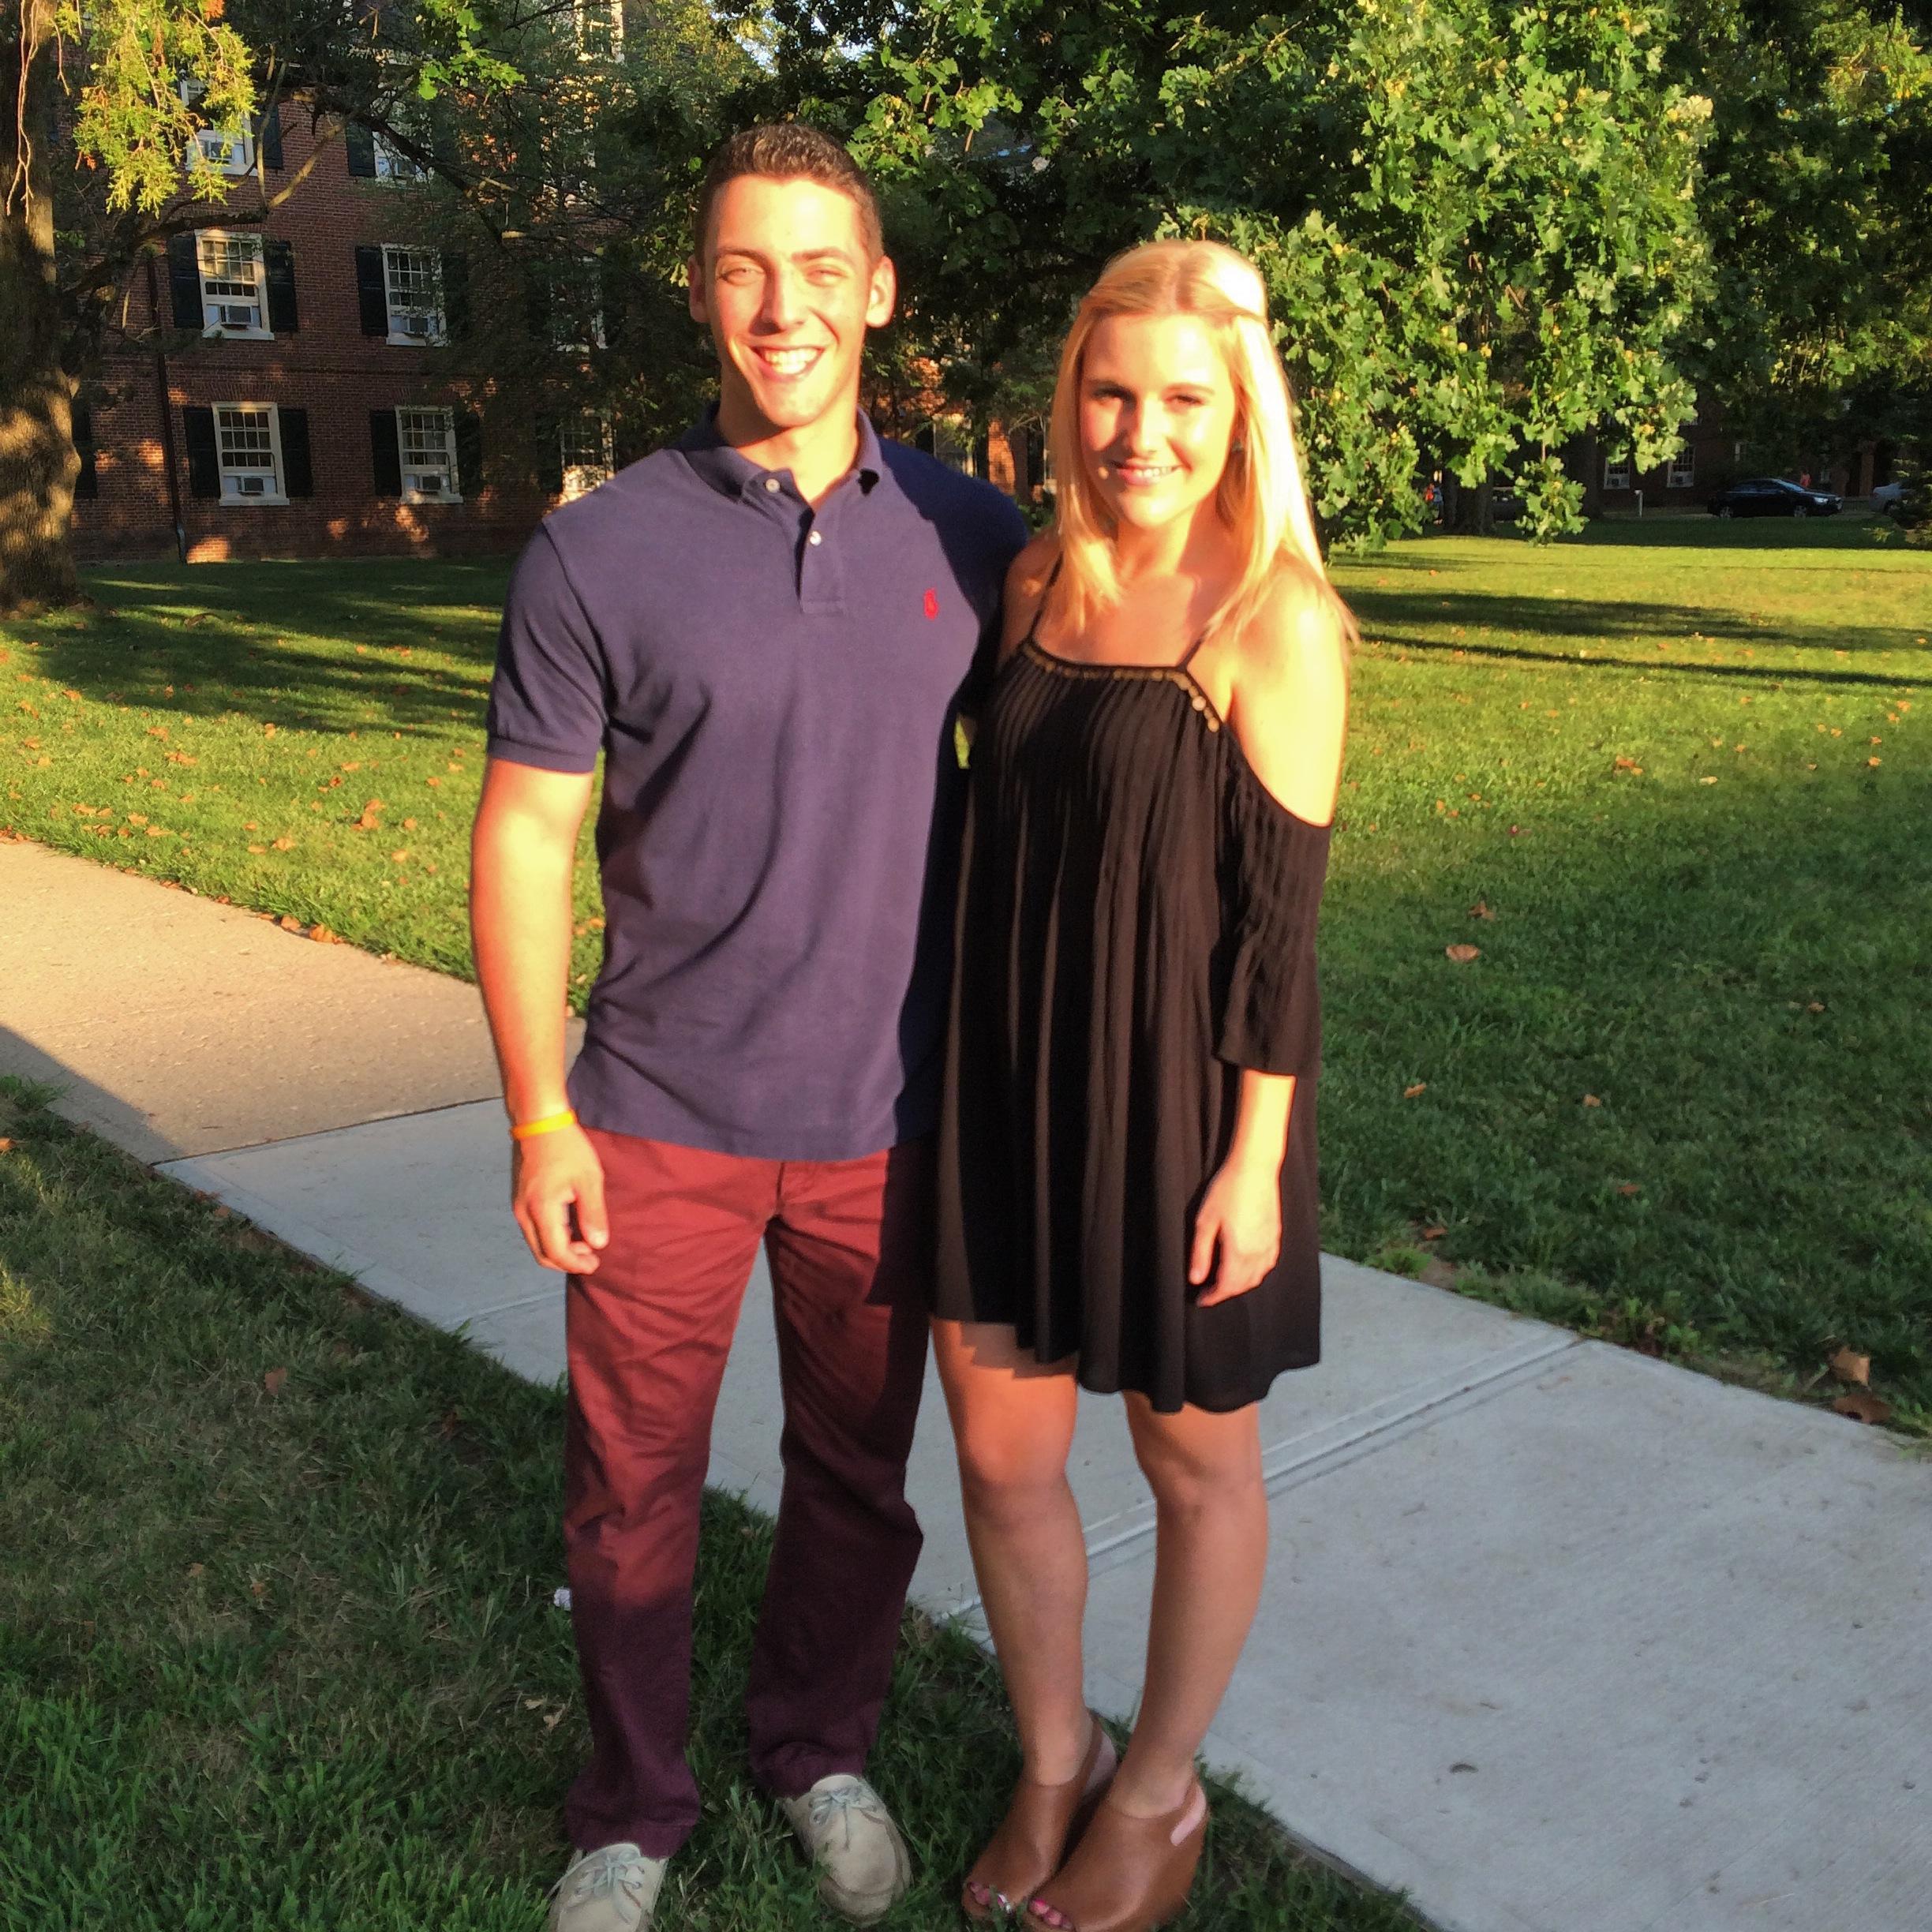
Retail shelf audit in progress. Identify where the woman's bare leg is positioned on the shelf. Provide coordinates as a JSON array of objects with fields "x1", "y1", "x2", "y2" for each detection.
[
  {"x1": 1110, "y1": 1393, "x2": 1268, "y2": 1815},
  {"x1": 931, "y1": 1318, "x2": 1090, "y2": 1781}
]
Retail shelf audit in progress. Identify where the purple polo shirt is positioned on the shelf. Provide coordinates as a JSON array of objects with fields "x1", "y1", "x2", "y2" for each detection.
[{"x1": 486, "y1": 408, "x2": 1028, "y2": 1160}]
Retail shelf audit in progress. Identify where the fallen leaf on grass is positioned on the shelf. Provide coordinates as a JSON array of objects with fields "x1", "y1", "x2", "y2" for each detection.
[
  {"x1": 271, "y1": 837, "x2": 295, "y2": 851},
  {"x1": 1403, "y1": 1082, "x2": 1428, "y2": 1099},
  {"x1": 1613, "y1": 755, "x2": 1642, "y2": 772},
  {"x1": 1829, "y1": 1348, "x2": 1871, "y2": 1388},
  {"x1": 1833, "y1": 1392, "x2": 1893, "y2": 1425},
  {"x1": 277, "y1": 915, "x2": 305, "y2": 934},
  {"x1": 263, "y1": 1367, "x2": 287, "y2": 1395},
  {"x1": 1421, "y1": 1223, "x2": 1447, "y2": 1241},
  {"x1": 1807, "y1": 1001, "x2": 1825, "y2": 1014},
  {"x1": 0, "y1": 1138, "x2": 13, "y2": 1154},
  {"x1": 1583, "y1": 1094, "x2": 1603, "y2": 1107},
  {"x1": 310, "y1": 926, "x2": 342, "y2": 945},
  {"x1": 1467, "y1": 900, "x2": 1495, "y2": 920},
  {"x1": 1618, "y1": 1183, "x2": 1642, "y2": 1197},
  {"x1": 1444, "y1": 943, "x2": 1481, "y2": 963},
  {"x1": 185, "y1": 1563, "x2": 204, "y2": 1578},
  {"x1": 250, "y1": 1578, "x2": 268, "y2": 1600},
  {"x1": 261, "y1": 722, "x2": 276, "y2": 736}
]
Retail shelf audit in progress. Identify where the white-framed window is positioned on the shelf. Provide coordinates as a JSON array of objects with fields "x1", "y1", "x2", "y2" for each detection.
[
  {"x1": 383, "y1": 245, "x2": 446, "y2": 345},
  {"x1": 560, "y1": 412, "x2": 615, "y2": 499},
  {"x1": 1667, "y1": 444, "x2": 1695, "y2": 490},
  {"x1": 574, "y1": 0, "x2": 624, "y2": 59},
  {"x1": 179, "y1": 80, "x2": 253, "y2": 176},
  {"x1": 397, "y1": 406, "x2": 459, "y2": 503},
  {"x1": 215, "y1": 402, "x2": 286, "y2": 504},
  {"x1": 197, "y1": 230, "x2": 271, "y2": 338},
  {"x1": 1602, "y1": 455, "x2": 1631, "y2": 491},
  {"x1": 550, "y1": 258, "x2": 606, "y2": 352}
]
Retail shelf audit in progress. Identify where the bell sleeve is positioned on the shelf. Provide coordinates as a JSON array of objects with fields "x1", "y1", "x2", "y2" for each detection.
[{"x1": 1214, "y1": 785, "x2": 1332, "y2": 1076}]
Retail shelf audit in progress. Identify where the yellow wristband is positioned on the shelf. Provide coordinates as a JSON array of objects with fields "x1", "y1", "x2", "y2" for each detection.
[{"x1": 510, "y1": 1108, "x2": 578, "y2": 1141}]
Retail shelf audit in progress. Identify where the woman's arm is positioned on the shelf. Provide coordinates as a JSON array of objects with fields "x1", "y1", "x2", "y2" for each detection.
[{"x1": 1190, "y1": 567, "x2": 1350, "y2": 1304}]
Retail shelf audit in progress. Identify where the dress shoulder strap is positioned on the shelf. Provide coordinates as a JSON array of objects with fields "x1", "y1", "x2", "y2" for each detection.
[
  {"x1": 1176, "y1": 623, "x2": 1210, "y2": 672},
  {"x1": 1020, "y1": 556, "x2": 1064, "y2": 647}
]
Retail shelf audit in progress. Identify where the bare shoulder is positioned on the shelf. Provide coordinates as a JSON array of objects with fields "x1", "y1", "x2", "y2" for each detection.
[
  {"x1": 1234, "y1": 560, "x2": 1352, "y2": 691},
  {"x1": 999, "y1": 532, "x2": 1061, "y2": 657},
  {"x1": 1225, "y1": 560, "x2": 1353, "y2": 825}
]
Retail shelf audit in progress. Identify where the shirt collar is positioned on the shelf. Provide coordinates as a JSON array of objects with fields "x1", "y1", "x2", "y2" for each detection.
[{"x1": 678, "y1": 403, "x2": 885, "y2": 499}]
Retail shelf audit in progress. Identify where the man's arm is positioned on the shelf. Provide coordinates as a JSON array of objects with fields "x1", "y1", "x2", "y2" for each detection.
[{"x1": 470, "y1": 757, "x2": 608, "y2": 1274}]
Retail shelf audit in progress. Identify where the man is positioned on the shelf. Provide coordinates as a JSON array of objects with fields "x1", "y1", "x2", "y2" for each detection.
[{"x1": 471, "y1": 124, "x2": 1027, "y2": 1931}]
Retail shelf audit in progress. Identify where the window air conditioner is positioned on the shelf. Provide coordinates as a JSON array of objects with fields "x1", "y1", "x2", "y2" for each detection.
[
  {"x1": 231, "y1": 474, "x2": 270, "y2": 498},
  {"x1": 214, "y1": 302, "x2": 260, "y2": 329},
  {"x1": 410, "y1": 473, "x2": 446, "y2": 495},
  {"x1": 397, "y1": 312, "x2": 440, "y2": 339}
]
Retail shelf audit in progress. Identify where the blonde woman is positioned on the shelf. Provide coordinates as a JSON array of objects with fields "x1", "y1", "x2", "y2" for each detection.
[{"x1": 932, "y1": 239, "x2": 1354, "y2": 1931}]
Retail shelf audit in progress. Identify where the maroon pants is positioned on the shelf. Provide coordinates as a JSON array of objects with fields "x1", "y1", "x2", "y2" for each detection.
[{"x1": 562, "y1": 1130, "x2": 931, "y2": 1859}]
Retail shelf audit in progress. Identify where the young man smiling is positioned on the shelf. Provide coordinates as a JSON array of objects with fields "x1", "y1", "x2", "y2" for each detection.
[{"x1": 471, "y1": 125, "x2": 1027, "y2": 1930}]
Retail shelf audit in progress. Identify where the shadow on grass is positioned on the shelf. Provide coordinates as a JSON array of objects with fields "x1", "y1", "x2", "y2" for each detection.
[
  {"x1": 1319, "y1": 755, "x2": 1932, "y2": 1424},
  {"x1": 35, "y1": 560, "x2": 515, "y2": 738}
]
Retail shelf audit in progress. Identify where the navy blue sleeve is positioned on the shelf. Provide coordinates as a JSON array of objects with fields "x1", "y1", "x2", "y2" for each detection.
[{"x1": 485, "y1": 523, "x2": 607, "y2": 773}]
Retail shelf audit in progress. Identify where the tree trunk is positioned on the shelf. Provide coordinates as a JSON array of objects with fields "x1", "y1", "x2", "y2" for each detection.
[{"x1": 2, "y1": 1, "x2": 82, "y2": 615}]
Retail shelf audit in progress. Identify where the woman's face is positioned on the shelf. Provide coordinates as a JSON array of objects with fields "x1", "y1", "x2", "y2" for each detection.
[{"x1": 1079, "y1": 312, "x2": 1240, "y2": 535}]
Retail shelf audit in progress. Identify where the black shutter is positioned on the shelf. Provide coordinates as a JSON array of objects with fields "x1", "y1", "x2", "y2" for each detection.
[
  {"x1": 369, "y1": 410, "x2": 402, "y2": 495},
  {"x1": 442, "y1": 250, "x2": 469, "y2": 339},
  {"x1": 523, "y1": 267, "x2": 552, "y2": 345},
  {"x1": 183, "y1": 406, "x2": 219, "y2": 498},
  {"x1": 453, "y1": 406, "x2": 482, "y2": 496},
  {"x1": 258, "y1": 103, "x2": 284, "y2": 170},
  {"x1": 167, "y1": 233, "x2": 202, "y2": 328},
  {"x1": 279, "y1": 407, "x2": 313, "y2": 498},
  {"x1": 354, "y1": 245, "x2": 388, "y2": 336},
  {"x1": 73, "y1": 404, "x2": 99, "y2": 500},
  {"x1": 599, "y1": 253, "x2": 626, "y2": 352},
  {"x1": 345, "y1": 122, "x2": 377, "y2": 178},
  {"x1": 535, "y1": 411, "x2": 563, "y2": 495},
  {"x1": 264, "y1": 240, "x2": 298, "y2": 334}
]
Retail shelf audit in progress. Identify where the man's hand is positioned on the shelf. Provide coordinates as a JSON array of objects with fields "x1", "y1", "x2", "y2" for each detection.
[
  {"x1": 1189, "y1": 1155, "x2": 1282, "y2": 1306},
  {"x1": 512, "y1": 1125, "x2": 611, "y2": 1273}
]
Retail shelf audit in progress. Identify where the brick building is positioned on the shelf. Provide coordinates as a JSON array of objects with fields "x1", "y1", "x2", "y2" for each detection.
[
  {"x1": 69, "y1": 107, "x2": 614, "y2": 564},
  {"x1": 1586, "y1": 394, "x2": 1890, "y2": 512}
]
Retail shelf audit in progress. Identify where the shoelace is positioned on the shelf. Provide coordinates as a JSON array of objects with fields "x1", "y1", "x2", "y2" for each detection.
[
  {"x1": 807, "y1": 1781, "x2": 883, "y2": 1834},
  {"x1": 555, "y1": 1848, "x2": 656, "y2": 1908}
]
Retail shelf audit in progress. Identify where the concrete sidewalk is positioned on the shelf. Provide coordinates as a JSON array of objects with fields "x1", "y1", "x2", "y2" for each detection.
[{"x1": 6, "y1": 835, "x2": 1928, "y2": 1932}]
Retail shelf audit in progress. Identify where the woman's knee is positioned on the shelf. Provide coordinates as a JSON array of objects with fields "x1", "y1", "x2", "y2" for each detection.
[{"x1": 1130, "y1": 1410, "x2": 1264, "y2": 1518}]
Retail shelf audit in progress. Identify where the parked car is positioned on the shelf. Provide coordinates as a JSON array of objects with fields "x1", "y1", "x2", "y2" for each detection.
[
  {"x1": 1706, "y1": 477, "x2": 1844, "y2": 518},
  {"x1": 1883, "y1": 479, "x2": 1927, "y2": 528},
  {"x1": 1871, "y1": 480, "x2": 1905, "y2": 512}
]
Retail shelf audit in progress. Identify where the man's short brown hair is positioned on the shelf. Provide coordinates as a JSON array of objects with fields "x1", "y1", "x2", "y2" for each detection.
[{"x1": 694, "y1": 123, "x2": 883, "y2": 263}]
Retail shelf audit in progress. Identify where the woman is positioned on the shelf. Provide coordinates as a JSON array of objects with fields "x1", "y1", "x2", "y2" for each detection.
[{"x1": 932, "y1": 238, "x2": 1353, "y2": 1931}]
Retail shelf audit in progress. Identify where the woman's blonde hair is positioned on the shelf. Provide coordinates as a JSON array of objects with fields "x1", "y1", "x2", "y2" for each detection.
[{"x1": 1045, "y1": 238, "x2": 1352, "y2": 648}]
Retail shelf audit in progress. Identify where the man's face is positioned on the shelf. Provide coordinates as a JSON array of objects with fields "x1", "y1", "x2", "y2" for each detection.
[{"x1": 689, "y1": 174, "x2": 896, "y2": 439}]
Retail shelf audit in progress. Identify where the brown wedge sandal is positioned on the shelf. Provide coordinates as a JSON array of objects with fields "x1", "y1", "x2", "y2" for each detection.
[
  {"x1": 961, "y1": 1713, "x2": 1118, "y2": 1922},
  {"x1": 1026, "y1": 1780, "x2": 1208, "y2": 1932}
]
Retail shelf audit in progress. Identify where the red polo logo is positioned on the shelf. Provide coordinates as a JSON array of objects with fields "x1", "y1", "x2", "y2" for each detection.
[{"x1": 923, "y1": 588, "x2": 939, "y2": 620}]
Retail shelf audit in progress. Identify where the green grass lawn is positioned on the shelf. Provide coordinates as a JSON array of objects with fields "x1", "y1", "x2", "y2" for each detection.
[
  {"x1": 0, "y1": 1082, "x2": 1415, "y2": 1931},
  {"x1": 2, "y1": 515, "x2": 1928, "y2": 1432}
]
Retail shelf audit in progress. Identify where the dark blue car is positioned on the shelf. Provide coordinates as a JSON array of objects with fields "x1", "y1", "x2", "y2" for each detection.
[{"x1": 1706, "y1": 477, "x2": 1844, "y2": 519}]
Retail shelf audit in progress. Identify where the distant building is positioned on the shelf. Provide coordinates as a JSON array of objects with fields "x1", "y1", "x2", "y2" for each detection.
[
  {"x1": 1584, "y1": 395, "x2": 1888, "y2": 511},
  {"x1": 69, "y1": 106, "x2": 619, "y2": 564}
]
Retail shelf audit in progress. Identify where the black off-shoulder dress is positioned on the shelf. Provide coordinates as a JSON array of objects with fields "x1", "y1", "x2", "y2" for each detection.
[{"x1": 933, "y1": 593, "x2": 1333, "y2": 1414}]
